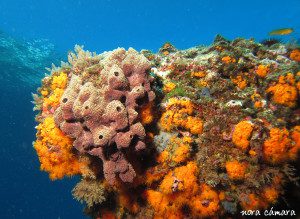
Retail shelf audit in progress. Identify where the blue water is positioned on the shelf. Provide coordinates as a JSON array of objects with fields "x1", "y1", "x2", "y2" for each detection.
[{"x1": 0, "y1": 0, "x2": 299, "y2": 218}]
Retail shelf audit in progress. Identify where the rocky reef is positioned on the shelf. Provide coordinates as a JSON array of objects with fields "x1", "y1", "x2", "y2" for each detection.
[{"x1": 33, "y1": 36, "x2": 300, "y2": 218}]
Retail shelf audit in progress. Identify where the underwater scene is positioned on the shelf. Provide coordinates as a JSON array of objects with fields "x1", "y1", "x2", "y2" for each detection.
[{"x1": 1, "y1": 0, "x2": 300, "y2": 218}]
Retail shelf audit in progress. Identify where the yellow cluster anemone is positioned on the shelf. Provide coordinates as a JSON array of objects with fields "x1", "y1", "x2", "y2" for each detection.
[
  {"x1": 51, "y1": 72, "x2": 68, "y2": 90},
  {"x1": 266, "y1": 73, "x2": 298, "y2": 107},
  {"x1": 160, "y1": 98, "x2": 203, "y2": 135},
  {"x1": 256, "y1": 64, "x2": 270, "y2": 78},
  {"x1": 232, "y1": 121, "x2": 254, "y2": 150},
  {"x1": 42, "y1": 72, "x2": 68, "y2": 112},
  {"x1": 263, "y1": 127, "x2": 300, "y2": 164},
  {"x1": 33, "y1": 116, "x2": 82, "y2": 180}
]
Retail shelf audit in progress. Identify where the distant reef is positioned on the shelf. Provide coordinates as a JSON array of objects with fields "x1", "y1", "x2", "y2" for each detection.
[
  {"x1": 33, "y1": 36, "x2": 300, "y2": 218},
  {"x1": 0, "y1": 30, "x2": 60, "y2": 88}
]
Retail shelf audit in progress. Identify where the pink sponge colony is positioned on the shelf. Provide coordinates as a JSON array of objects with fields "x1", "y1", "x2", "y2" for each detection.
[{"x1": 36, "y1": 46, "x2": 155, "y2": 185}]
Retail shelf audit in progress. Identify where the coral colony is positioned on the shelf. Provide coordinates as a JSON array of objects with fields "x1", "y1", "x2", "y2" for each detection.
[{"x1": 33, "y1": 36, "x2": 300, "y2": 218}]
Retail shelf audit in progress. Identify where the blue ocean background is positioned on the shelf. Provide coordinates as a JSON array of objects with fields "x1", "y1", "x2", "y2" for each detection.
[{"x1": 0, "y1": 0, "x2": 299, "y2": 218}]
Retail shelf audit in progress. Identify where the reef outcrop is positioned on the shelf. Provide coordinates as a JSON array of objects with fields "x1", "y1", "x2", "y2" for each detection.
[{"x1": 33, "y1": 36, "x2": 300, "y2": 218}]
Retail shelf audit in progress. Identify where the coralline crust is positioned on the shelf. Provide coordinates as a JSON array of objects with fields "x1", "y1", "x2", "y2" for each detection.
[{"x1": 54, "y1": 47, "x2": 155, "y2": 184}]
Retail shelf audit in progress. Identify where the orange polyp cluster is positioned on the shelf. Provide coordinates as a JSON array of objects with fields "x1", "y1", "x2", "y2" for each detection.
[
  {"x1": 144, "y1": 134, "x2": 194, "y2": 188},
  {"x1": 254, "y1": 101, "x2": 263, "y2": 108},
  {"x1": 263, "y1": 187, "x2": 279, "y2": 204},
  {"x1": 159, "y1": 162, "x2": 198, "y2": 194},
  {"x1": 191, "y1": 71, "x2": 206, "y2": 78},
  {"x1": 225, "y1": 160, "x2": 247, "y2": 180},
  {"x1": 33, "y1": 117, "x2": 82, "y2": 180},
  {"x1": 145, "y1": 162, "x2": 220, "y2": 218},
  {"x1": 231, "y1": 75, "x2": 247, "y2": 90},
  {"x1": 101, "y1": 211, "x2": 116, "y2": 219},
  {"x1": 190, "y1": 184, "x2": 220, "y2": 218},
  {"x1": 162, "y1": 42, "x2": 173, "y2": 50},
  {"x1": 163, "y1": 82, "x2": 176, "y2": 93},
  {"x1": 140, "y1": 101, "x2": 154, "y2": 125},
  {"x1": 232, "y1": 121, "x2": 254, "y2": 150},
  {"x1": 240, "y1": 193, "x2": 267, "y2": 210},
  {"x1": 222, "y1": 56, "x2": 236, "y2": 64},
  {"x1": 240, "y1": 175, "x2": 282, "y2": 211},
  {"x1": 291, "y1": 126, "x2": 300, "y2": 147},
  {"x1": 118, "y1": 191, "x2": 140, "y2": 215},
  {"x1": 263, "y1": 127, "x2": 300, "y2": 164},
  {"x1": 251, "y1": 92, "x2": 265, "y2": 108},
  {"x1": 42, "y1": 72, "x2": 68, "y2": 112},
  {"x1": 172, "y1": 137, "x2": 191, "y2": 163},
  {"x1": 256, "y1": 64, "x2": 270, "y2": 78},
  {"x1": 160, "y1": 136, "x2": 193, "y2": 164},
  {"x1": 215, "y1": 45, "x2": 224, "y2": 51},
  {"x1": 160, "y1": 98, "x2": 203, "y2": 135},
  {"x1": 51, "y1": 73, "x2": 68, "y2": 90},
  {"x1": 290, "y1": 49, "x2": 300, "y2": 62},
  {"x1": 266, "y1": 73, "x2": 298, "y2": 107}
]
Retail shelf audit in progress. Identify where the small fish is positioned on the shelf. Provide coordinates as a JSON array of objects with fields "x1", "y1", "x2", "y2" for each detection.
[{"x1": 269, "y1": 28, "x2": 294, "y2": 36}]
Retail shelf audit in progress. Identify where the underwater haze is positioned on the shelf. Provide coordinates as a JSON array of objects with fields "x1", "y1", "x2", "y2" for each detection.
[{"x1": 0, "y1": 0, "x2": 300, "y2": 218}]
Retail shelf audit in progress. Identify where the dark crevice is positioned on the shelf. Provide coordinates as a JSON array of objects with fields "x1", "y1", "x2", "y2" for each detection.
[
  {"x1": 103, "y1": 143, "x2": 118, "y2": 160},
  {"x1": 83, "y1": 126, "x2": 90, "y2": 132}
]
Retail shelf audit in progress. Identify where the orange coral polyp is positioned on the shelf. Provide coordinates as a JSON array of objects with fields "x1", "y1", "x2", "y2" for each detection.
[
  {"x1": 186, "y1": 116, "x2": 203, "y2": 134},
  {"x1": 160, "y1": 98, "x2": 203, "y2": 135},
  {"x1": 222, "y1": 56, "x2": 236, "y2": 64},
  {"x1": 145, "y1": 190, "x2": 175, "y2": 217},
  {"x1": 145, "y1": 163, "x2": 220, "y2": 218},
  {"x1": 159, "y1": 162, "x2": 198, "y2": 195},
  {"x1": 225, "y1": 160, "x2": 247, "y2": 180},
  {"x1": 232, "y1": 121, "x2": 254, "y2": 150},
  {"x1": 263, "y1": 126, "x2": 299, "y2": 164},
  {"x1": 51, "y1": 72, "x2": 68, "y2": 90},
  {"x1": 191, "y1": 71, "x2": 206, "y2": 78},
  {"x1": 191, "y1": 184, "x2": 220, "y2": 218},
  {"x1": 266, "y1": 73, "x2": 298, "y2": 107},
  {"x1": 263, "y1": 187, "x2": 279, "y2": 204},
  {"x1": 140, "y1": 102, "x2": 154, "y2": 125},
  {"x1": 291, "y1": 126, "x2": 300, "y2": 149},
  {"x1": 290, "y1": 49, "x2": 300, "y2": 62},
  {"x1": 231, "y1": 75, "x2": 247, "y2": 89},
  {"x1": 240, "y1": 193, "x2": 267, "y2": 210},
  {"x1": 163, "y1": 82, "x2": 176, "y2": 92},
  {"x1": 33, "y1": 117, "x2": 81, "y2": 180},
  {"x1": 172, "y1": 144, "x2": 190, "y2": 163},
  {"x1": 256, "y1": 65, "x2": 270, "y2": 78},
  {"x1": 42, "y1": 72, "x2": 68, "y2": 111}
]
